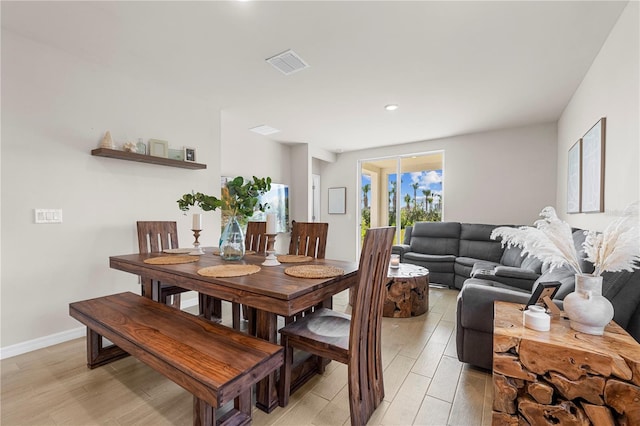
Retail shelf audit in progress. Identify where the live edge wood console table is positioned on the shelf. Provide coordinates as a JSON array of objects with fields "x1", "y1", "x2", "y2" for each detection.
[{"x1": 492, "y1": 301, "x2": 640, "y2": 426}]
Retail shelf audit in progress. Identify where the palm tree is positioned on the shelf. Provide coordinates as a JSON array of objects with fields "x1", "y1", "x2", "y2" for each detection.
[
  {"x1": 362, "y1": 183, "x2": 371, "y2": 209},
  {"x1": 389, "y1": 181, "x2": 397, "y2": 213},
  {"x1": 404, "y1": 194, "x2": 411, "y2": 211},
  {"x1": 411, "y1": 182, "x2": 420, "y2": 210},
  {"x1": 421, "y1": 189, "x2": 431, "y2": 212}
]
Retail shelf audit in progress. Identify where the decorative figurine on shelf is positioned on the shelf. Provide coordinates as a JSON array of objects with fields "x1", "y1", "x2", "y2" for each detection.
[
  {"x1": 177, "y1": 176, "x2": 272, "y2": 261},
  {"x1": 100, "y1": 131, "x2": 114, "y2": 149},
  {"x1": 123, "y1": 141, "x2": 137, "y2": 152}
]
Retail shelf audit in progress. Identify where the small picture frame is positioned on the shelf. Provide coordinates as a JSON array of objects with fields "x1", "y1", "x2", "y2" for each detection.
[
  {"x1": 527, "y1": 282, "x2": 561, "y2": 308},
  {"x1": 148, "y1": 139, "x2": 169, "y2": 158},
  {"x1": 184, "y1": 147, "x2": 196, "y2": 162}
]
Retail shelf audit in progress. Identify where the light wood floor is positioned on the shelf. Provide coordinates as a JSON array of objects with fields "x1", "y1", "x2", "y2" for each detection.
[{"x1": 1, "y1": 288, "x2": 493, "y2": 425}]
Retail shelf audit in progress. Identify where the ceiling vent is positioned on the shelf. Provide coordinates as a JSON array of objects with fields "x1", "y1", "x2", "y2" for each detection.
[
  {"x1": 266, "y1": 49, "x2": 309, "y2": 75},
  {"x1": 249, "y1": 125, "x2": 280, "y2": 136}
]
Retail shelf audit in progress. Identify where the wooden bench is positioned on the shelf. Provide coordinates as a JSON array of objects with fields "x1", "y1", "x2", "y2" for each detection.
[{"x1": 69, "y1": 292, "x2": 283, "y2": 426}]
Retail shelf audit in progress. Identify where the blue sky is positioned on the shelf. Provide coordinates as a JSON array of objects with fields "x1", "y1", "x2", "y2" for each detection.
[{"x1": 361, "y1": 170, "x2": 443, "y2": 207}]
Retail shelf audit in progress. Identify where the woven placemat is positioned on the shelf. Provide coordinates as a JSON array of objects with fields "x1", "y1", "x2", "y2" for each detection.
[
  {"x1": 143, "y1": 255, "x2": 200, "y2": 265},
  {"x1": 277, "y1": 255, "x2": 314, "y2": 263},
  {"x1": 284, "y1": 265, "x2": 344, "y2": 279},
  {"x1": 197, "y1": 264, "x2": 261, "y2": 278}
]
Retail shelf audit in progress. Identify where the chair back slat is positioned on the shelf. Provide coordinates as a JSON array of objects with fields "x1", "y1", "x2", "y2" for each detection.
[
  {"x1": 245, "y1": 221, "x2": 267, "y2": 254},
  {"x1": 348, "y1": 226, "x2": 395, "y2": 424},
  {"x1": 288, "y1": 222, "x2": 328, "y2": 259}
]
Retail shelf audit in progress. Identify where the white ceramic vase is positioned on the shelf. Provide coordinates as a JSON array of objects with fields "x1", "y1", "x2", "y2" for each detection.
[{"x1": 563, "y1": 274, "x2": 613, "y2": 335}]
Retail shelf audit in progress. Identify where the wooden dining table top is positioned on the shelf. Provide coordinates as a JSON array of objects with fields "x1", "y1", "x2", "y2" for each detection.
[{"x1": 109, "y1": 250, "x2": 359, "y2": 317}]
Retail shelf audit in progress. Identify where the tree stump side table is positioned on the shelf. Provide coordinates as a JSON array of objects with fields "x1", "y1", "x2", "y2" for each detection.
[
  {"x1": 384, "y1": 263, "x2": 429, "y2": 317},
  {"x1": 349, "y1": 263, "x2": 429, "y2": 317},
  {"x1": 492, "y1": 301, "x2": 640, "y2": 426}
]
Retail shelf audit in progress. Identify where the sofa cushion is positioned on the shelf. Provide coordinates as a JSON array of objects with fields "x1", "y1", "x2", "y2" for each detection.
[
  {"x1": 409, "y1": 222, "x2": 461, "y2": 255},
  {"x1": 403, "y1": 252, "x2": 456, "y2": 263},
  {"x1": 456, "y1": 257, "x2": 482, "y2": 268},
  {"x1": 500, "y1": 246, "x2": 525, "y2": 268},
  {"x1": 521, "y1": 256, "x2": 543, "y2": 273},
  {"x1": 494, "y1": 266, "x2": 540, "y2": 280},
  {"x1": 459, "y1": 224, "x2": 504, "y2": 263},
  {"x1": 602, "y1": 267, "x2": 640, "y2": 331}
]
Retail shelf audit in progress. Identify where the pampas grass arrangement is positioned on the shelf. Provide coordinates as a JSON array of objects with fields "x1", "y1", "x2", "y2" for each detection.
[{"x1": 491, "y1": 202, "x2": 640, "y2": 277}]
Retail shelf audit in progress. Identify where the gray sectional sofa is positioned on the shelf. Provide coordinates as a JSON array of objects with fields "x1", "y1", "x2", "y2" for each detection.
[
  {"x1": 392, "y1": 222, "x2": 542, "y2": 290},
  {"x1": 393, "y1": 221, "x2": 640, "y2": 371}
]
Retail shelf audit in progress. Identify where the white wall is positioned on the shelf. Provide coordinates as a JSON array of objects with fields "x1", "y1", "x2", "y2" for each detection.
[
  {"x1": 1, "y1": 31, "x2": 221, "y2": 350},
  {"x1": 220, "y1": 112, "x2": 291, "y2": 184},
  {"x1": 557, "y1": 1, "x2": 639, "y2": 231},
  {"x1": 321, "y1": 123, "x2": 558, "y2": 261},
  {"x1": 220, "y1": 112, "x2": 292, "y2": 252}
]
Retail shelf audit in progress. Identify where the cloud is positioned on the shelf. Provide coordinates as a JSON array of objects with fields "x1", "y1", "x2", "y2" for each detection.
[
  {"x1": 421, "y1": 171, "x2": 442, "y2": 187},
  {"x1": 410, "y1": 172, "x2": 422, "y2": 184}
]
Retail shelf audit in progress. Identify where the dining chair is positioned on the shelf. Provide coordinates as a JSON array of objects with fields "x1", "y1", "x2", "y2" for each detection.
[
  {"x1": 288, "y1": 221, "x2": 328, "y2": 259},
  {"x1": 278, "y1": 226, "x2": 396, "y2": 426},
  {"x1": 287, "y1": 221, "x2": 330, "y2": 323},
  {"x1": 136, "y1": 221, "x2": 221, "y2": 319},
  {"x1": 136, "y1": 221, "x2": 185, "y2": 308},
  {"x1": 232, "y1": 221, "x2": 267, "y2": 332}
]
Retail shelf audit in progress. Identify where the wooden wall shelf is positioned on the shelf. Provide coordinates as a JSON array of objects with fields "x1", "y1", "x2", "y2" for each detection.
[{"x1": 91, "y1": 148, "x2": 206, "y2": 170}]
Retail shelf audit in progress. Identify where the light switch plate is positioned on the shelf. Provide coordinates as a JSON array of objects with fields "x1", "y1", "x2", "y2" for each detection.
[{"x1": 35, "y1": 209, "x2": 63, "y2": 224}]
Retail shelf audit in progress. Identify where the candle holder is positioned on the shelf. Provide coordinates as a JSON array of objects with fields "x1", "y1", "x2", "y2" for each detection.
[
  {"x1": 190, "y1": 229, "x2": 205, "y2": 255},
  {"x1": 262, "y1": 233, "x2": 280, "y2": 266}
]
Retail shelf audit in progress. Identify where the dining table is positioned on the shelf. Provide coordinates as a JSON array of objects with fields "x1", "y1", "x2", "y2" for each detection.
[{"x1": 109, "y1": 249, "x2": 359, "y2": 413}]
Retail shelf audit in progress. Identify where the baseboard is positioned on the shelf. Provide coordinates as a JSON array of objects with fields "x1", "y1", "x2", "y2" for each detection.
[
  {"x1": 0, "y1": 326, "x2": 86, "y2": 360},
  {"x1": 0, "y1": 297, "x2": 200, "y2": 360}
]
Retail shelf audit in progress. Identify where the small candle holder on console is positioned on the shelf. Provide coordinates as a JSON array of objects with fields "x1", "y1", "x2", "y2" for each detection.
[
  {"x1": 262, "y1": 233, "x2": 280, "y2": 266},
  {"x1": 190, "y1": 229, "x2": 205, "y2": 255}
]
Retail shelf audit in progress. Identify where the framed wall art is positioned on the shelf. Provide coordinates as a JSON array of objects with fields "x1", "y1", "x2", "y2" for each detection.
[
  {"x1": 328, "y1": 187, "x2": 346, "y2": 214},
  {"x1": 581, "y1": 118, "x2": 606, "y2": 213},
  {"x1": 567, "y1": 139, "x2": 582, "y2": 214}
]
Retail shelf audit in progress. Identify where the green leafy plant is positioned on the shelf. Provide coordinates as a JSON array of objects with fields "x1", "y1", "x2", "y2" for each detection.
[{"x1": 177, "y1": 176, "x2": 272, "y2": 218}]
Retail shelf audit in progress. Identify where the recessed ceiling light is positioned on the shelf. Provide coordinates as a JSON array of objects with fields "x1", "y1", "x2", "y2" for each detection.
[
  {"x1": 249, "y1": 125, "x2": 280, "y2": 136},
  {"x1": 385, "y1": 104, "x2": 399, "y2": 111}
]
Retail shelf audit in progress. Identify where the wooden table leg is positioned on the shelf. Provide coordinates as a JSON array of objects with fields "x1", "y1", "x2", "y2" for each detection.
[{"x1": 255, "y1": 309, "x2": 279, "y2": 413}]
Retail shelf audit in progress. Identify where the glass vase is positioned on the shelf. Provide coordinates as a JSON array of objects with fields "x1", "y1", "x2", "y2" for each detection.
[
  {"x1": 220, "y1": 216, "x2": 245, "y2": 261},
  {"x1": 563, "y1": 274, "x2": 613, "y2": 335}
]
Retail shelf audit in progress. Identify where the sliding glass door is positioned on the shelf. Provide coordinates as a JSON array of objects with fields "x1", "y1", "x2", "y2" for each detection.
[{"x1": 360, "y1": 151, "x2": 443, "y2": 246}]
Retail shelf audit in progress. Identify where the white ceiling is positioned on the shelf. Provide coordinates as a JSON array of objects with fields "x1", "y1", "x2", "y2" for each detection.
[{"x1": 1, "y1": 1, "x2": 628, "y2": 153}]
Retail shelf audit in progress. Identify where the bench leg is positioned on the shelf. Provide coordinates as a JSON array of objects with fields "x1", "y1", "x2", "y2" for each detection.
[
  {"x1": 86, "y1": 328, "x2": 129, "y2": 369},
  {"x1": 194, "y1": 392, "x2": 252, "y2": 426},
  {"x1": 193, "y1": 396, "x2": 216, "y2": 426}
]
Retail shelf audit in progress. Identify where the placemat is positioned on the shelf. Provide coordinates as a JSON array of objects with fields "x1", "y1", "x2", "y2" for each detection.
[
  {"x1": 284, "y1": 265, "x2": 345, "y2": 279},
  {"x1": 197, "y1": 264, "x2": 261, "y2": 278},
  {"x1": 277, "y1": 255, "x2": 314, "y2": 263},
  {"x1": 143, "y1": 255, "x2": 200, "y2": 265},
  {"x1": 162, "y1": 248, "x2": 195, "y2": 254}
]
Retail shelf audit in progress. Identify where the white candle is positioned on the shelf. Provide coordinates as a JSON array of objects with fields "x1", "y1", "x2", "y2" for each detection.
[
  {"x1": 192, "y1": 213, "x2": 202, "y2": 230},
  {"x1": 390, "y1": 254, "x2": 400, "y2": 268},
  {"x1": 266, "y1": 213, "x2": 277, "y2": 234}
]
